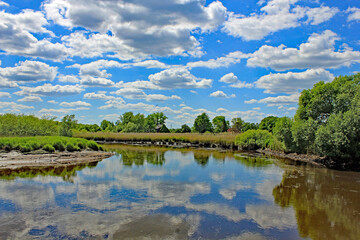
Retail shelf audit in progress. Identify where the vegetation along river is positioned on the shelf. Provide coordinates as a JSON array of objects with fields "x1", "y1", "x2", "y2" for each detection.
[{"x1": 0, "y1": 145, "x2": 359, "y2": 239}]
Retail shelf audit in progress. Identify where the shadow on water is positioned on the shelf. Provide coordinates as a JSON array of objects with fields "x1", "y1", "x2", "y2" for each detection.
[
  {"x1": 273, "y1": 166, "x2": 360, "y2": 240},
  {"x1": 0, "y1": 162, "x2": 98, "y2": 182}
]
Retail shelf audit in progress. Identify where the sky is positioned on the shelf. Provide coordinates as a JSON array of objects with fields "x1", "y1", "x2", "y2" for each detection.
[{"x1": 0, "y1": 0, "x2": 359, "y2": 128}]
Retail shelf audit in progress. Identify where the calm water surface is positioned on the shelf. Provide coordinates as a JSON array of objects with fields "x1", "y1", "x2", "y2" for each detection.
[{"x1": 0, "y1": 145, "x2": 359, "y2": 240}]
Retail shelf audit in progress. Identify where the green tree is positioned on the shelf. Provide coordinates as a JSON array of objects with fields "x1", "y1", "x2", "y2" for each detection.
[
  {"x1": 273, "y1": 117, "x2": 293, "y2": 151},
  {"x1": 291, "y1": 118, "x2": 319, "y2": 154},
  {"x1": 59, "y1": 114, "x2": 77, "y2": 137},
  {"x1": 231, "y1": 117, "x2": 245, "y2": 132},
  {"x1": 259, "y1": 116, "x2": 279, "y2": 133},
  {"x1": 235, "y1": 129, "x2": 273, "y2": 150},
  {"x1": 100, "y1": 120, "x2": 115, "y2": 132},
  {"x1": 193, "y1": 113, "x2": 213, "y2": 133},
  {"x1": 180, "y1": 124, "x2": 191, "y2": 133},
  {"x1": 212, "y1": 116, "x2": 228, "y2": 133}
]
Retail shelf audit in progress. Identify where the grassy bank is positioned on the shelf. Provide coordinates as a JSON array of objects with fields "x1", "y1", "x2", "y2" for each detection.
[
  {"x1": 74, "y1": 132, "x2": 237, "y2": 146},
  {"x1": 0, "y1": 136, "x2": 102, "y2": 153}
]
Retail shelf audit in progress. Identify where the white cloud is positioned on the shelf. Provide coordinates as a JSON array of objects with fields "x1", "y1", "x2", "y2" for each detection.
[
  {"x1": 83, "y1": 92, "x2": 125, "y2": 103},
  {"x1": 346, "y1": 7, "x2": 360, "y2": 22},
  {"x1": 59, "y1": 101, "x2": 91, "y2": 107},
  {"x1": 220, "y1": 73, "x2": 238, "y2": 83},
  {"x1": 248, "y1": 30, "x2": 360, "y2": 71},
  {"x1": 187, "y1": 51, "x2": 247, "y2": 69},
  {"x1": 0, "y1": 60, "x2": 57, "y2": 83},
  {"x1": 0, "y1": 9, "x2": 68, "y2": 60},
  {"x1": 15, "y1": 84, "x2": 84, "y2": 96},
  {"x1": 39, "y1": 107, "x2": 89, "y2": 114},
  {"x1": 0, "y1": 102, "x2": 34, "y2": 110},
  {"x1": 58, "y1": 74, "x2": 79, "y2": 83},
  {"x1": 17, "y1": 96, "x2": 43, "y2": 102},
  {"x1": 0, "y1": 92, "x2": 10, "y2": 98},
  {"x1": 0, "y1": 1, "x2": 9, "y2": 6},
  {"x1": 209, "y1": 90, "x2": 235, "y2": 98},
  {"x1": 0, "y1": 78, "x2": 18, "y2": 88},
  {"x1": 223, "y1": 0, "x2": 337, "y2": 41},
  {"x1": 80, "y1": 76, "x2": 115, "y2": 87},
  {"x1": 215, "y1": 107, "x2": 265, "y2": 122},
  {"x1": 223, "y1": 0, "x2": 304, "y2": 41},
  {"x1": 245, "y1": 93, "x2": 300, "y2": 106},
  {"x1": 44, "y1": 0, "x2": 227, "y2": 59},
  {"x1": 305, "y1": 6, "x2": 339, "y2": 25},
  {"x1": 48, "y1": 100, "x2": 58, "y2": 104},
  {"x1": 255, "y1": 68, "x2": 334, "y2": 94},
  {"x1": 132, "y1": 60, "x2": 168, "y2": 69},
  {"x1": 230, "y1": 81, "x2": 254, "y2": 88},
  {"x1": 148, "y1": 68, "x2": 212, "y2": 89},
  {"x1": 112, "y1": 87, "x2": 181, "y2": 102}
]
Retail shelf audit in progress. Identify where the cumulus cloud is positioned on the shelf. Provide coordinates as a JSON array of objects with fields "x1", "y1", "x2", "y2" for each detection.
[
  {"x1": 84, "y1": 92, "x2": 125, "y2": 104},
  {"x1": 247, "y1": 30, "x2": 360, "y2": 71},
  {"x1": 17, "y1": 96, "x2": 43, "y2": 102},
  {"x1": 148, "y1": 68, "x2": 212, "y2": 89},
  {"x1": 209, "y1": 90, "x2": 235, "y2": 98},
  {"x1": 245, "y1": 93, "x2": 300, "y2": 106},
  {"x1": 58, "y1": 74, "x2": 79, "y2": 83},
  {"x1": 0, "y1": 78, "x2": 18, "y2": 88},
  {"x1": 43, "y1": 0, "x2": 227, "y2": 59},
  {"x1": 346, "y1": 7, "x2": 360, "y2": 22},
  {"x1": 112, "y1": 87, "x2": 181, "y2": 102},
  {"x1": 220, "y1": 73, "x2": 238, "y2": 83},
  {"x1": 0, "y1": 92, "x2": 10, "y2": 98},
  {"x1": 15, "y1": 84, "x2": 84, "y2": 96},
  {"x1": 0, "y1": 60, "x2": 57, "y2": 83},
  {"x1": 223, "y1": 0, "x2": 338, "y2": 41},
  {"x1": 59, "y1": 101, "x2": 91, "y2": 107},
  {"x1": 0, "y1": 1, "x2": 9, "y2": 6},
  {"x1": 187, "y1": 51, "x2": 247, "y2": 69},
  {"x1": 0, "y1": 102, "x2": 34, "y2": 110},
  {"x1": 39, "y1": 107, "x2": 89, "y2": 114},
  {"x1": 255, "y1": 69, "x2": 334, "y2": 94},
  {"x1": 0, "y1": 9, "x2": 68, "y2": 60}
]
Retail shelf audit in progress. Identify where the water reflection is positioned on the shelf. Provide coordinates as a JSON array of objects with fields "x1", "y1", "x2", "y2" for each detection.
[
  {"x1": 0, "y1": 144, "x2": 358, "y2": 239},
  {"x1": 273, "y1": 167, "x2": 360, "y2": 240}
]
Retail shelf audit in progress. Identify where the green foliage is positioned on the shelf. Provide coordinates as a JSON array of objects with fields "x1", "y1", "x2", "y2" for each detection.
[
  {"x1": 273, "y1": 117, "x2": 293, "y2": 151},
  {"x1": 194, "y1": 113, "x2": 213, "y2": 133},
  {"x1": 0, "y1": 136, "x2": 101, "y2": 153},
  {"x1": 0, "y1": 114, "x2": 58, "y2": 137},
  {"x1": 43, "y1": 144, "x2": 55, "y2": 152},
  {"x1": 235, "y1": 130, "x2": 273, "y2": 150},
  {"x1": 59, "y1": 115, "x2": 77, "y2": 137},
  {"x1": 212, "y1": 116, "x2": 228, "y2": 133},
  {"x1": 100, "y1": 120, "x2": 115, "y2": 132},
  {"x1": 291, "y1": 118, "x2": 319, "y2": 154},
  {"x1": 259, "y1": 116, "x2": 279, "y2": 133},
  {"x1": 231, "y1": 117, "x2": 245, "y2": 132},
  {"x1": 75, "y1": 123, "x2": 101, "y2": 132},
  {"x1": 180, "y1": 124, "x2": 191, "y2": 133}
]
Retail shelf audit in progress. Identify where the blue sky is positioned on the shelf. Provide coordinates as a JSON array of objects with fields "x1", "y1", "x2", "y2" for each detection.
[{"x1": 0, "y1": 0, "x2": 359, "y2": 127}]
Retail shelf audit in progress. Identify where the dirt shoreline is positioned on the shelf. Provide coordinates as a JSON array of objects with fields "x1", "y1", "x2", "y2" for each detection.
[{"x1": 0, "y1": 150, "x2": 114, "y2": 170}]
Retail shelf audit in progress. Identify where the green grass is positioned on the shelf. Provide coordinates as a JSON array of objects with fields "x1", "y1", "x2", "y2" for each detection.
[
  {"x1": 74, "y1": 132, "x2": 237, "y2": 146},
  {"x1": 0, "y1": 136, "x2": 102, "y2": 153}
]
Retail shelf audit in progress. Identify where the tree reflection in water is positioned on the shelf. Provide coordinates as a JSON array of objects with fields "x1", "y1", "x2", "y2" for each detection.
[{"x1": 273, "y1": 167, "x2": 360, "y2": 240}]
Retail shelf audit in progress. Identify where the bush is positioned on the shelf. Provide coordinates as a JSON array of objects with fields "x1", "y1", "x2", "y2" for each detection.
[
  {"x1": 87, "y1": 141, "x2": 99, "y2": 151},
  {"x1": 19, "y1": 144, "x2": 32, "y2": 153},
  {"x1": 53, "y1": 141, "x2": 66, "y2": 151},
  {"x1": 66, "y1": 143, "x2": 75, "y2": 152},
  {"x1": 43, "y1": 144, "x2": 55, "y2": 152},
  {"x1": 235, "y1": 130, "x2": 273, "y2": 150}
]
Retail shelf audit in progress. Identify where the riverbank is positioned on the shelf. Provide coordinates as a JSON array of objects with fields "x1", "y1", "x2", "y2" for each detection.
[{"x1": 0, "y1": 150, "x2": 114, "y2": 170}]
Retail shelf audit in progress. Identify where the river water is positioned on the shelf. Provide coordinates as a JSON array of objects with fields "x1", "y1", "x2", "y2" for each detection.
[{"x1": 0, "y1": 145, "x2": 359, "y2": 239}]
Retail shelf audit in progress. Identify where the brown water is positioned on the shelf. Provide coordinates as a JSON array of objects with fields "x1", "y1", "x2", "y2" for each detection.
[{"x1": 0, "y1": 145, "x2": 359, "y2": 239}]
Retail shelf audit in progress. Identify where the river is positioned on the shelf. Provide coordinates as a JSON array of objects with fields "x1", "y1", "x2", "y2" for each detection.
[{"x1": 0, "y1": 145, "x2": 359, "y2": 239}]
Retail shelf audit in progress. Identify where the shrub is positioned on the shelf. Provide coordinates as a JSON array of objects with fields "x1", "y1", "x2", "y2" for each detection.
[
  {"x1": 43, "y1": 144, "x2": 55, "y2": 152},
  {"x1": 66, "y1": 143, "x2": 75, "y2": 152},
  {"x1": 53, "y1": 141, "x2": 66, "y2": 151},
  {"x1": 19, "y1": 144, "x2": 32, "y2": 153},
  {"x1": 235, "y1": 130, "x2": 273, "y2": 150},
  {"x1": 87, "y1": 141, "x2": 99, "y2": 151}
]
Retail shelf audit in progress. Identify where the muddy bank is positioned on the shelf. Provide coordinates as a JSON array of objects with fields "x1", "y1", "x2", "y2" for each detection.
[{"x1": 0, "y1": 150, "x2": 114, "y2": 170}]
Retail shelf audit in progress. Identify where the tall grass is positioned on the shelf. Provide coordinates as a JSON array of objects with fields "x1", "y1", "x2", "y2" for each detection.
[
  {"x1": 74, "y1": 132, "x2": 237, "y2": 146},
  {"x1": 0, "y1": 136, "x2": 102, "y2": 153}
]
